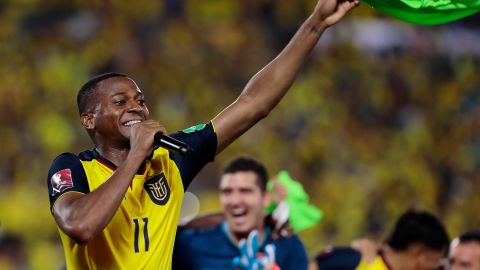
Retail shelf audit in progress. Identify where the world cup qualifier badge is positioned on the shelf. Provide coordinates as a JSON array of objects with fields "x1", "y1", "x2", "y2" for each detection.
[
  {"x1": 144, "y1": 173, "x2": 170, "y2": 205},
  {"x1": 51, "y1": 168, "x2": 74, "y2": 196}
]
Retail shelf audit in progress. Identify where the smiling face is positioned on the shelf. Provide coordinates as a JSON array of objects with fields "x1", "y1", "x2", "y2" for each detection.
[
  {"x1": 449, "y1": 241, "x2": 480, "y2": 270},
  {"x1": 219, "y1": 171, "x2": 270, "y2": 241},
  {"x1": 81, "y1": 76, "x2": 149, "y2": 148}
]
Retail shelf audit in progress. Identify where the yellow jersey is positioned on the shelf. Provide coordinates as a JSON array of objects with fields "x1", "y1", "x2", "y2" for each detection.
[
  {"x1": 356, "y1": 256, "x2": 389, "y2": 270},
  {"x1": 47, "y1": 123, "x2": 216, "y2": 269}
]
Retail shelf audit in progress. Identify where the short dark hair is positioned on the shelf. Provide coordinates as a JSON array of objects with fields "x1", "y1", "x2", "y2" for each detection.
[
  {"x1": 458, "y1": 229, "x2": 480, "y2": 244},
  {"x1": 222, "y1": 156, "x2": 268, "y2": 191},
  {"x1": 77, "y1": 72, "x2": 127, "y2": 114},
  {"x1": 385, "y1": 209, "x2": 449, "y2": 252}
]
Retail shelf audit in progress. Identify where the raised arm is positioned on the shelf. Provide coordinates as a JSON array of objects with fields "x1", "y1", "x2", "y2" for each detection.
[{"x1": 212, "y1": 0, "x2": 359, "y2": 153}]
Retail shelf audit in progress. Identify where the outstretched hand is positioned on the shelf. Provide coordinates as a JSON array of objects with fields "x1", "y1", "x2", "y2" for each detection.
[{"x1": 313, "y1": 0, "x2": 360, "y2": 27}]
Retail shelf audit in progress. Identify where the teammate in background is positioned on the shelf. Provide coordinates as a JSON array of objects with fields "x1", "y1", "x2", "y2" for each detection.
[
  {"x1": 46, "y1": 0, "x2": 359, "y2": 269},
  {"x1": 311, "y1": 209, "x2": 450, "y2": 270},
  {"x1": 173, "y1": 156, "x2": 308, "y2": 270},
  {"x1": 449, "y1": 229, "x2": 480, "y2": 270}
]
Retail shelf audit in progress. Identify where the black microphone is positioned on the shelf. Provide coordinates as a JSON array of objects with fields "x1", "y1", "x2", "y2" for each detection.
[{"x1": 154, "y1": 133, "x2": 193, "y2": 156}]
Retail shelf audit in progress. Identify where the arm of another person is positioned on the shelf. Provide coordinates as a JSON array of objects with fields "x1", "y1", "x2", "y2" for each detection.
[
  {"x1": 212, "y1": 0, "x2": 359, "y2": 154},
  {"x1": 52, "y1": 120, "x2": 166, "y2": 244}
]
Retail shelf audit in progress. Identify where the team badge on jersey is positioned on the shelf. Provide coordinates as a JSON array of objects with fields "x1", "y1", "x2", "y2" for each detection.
[
  {"x1": 144, "y1": 173, "x2": 170, "y2": 205},
  {"x1": 51, "y1": 168, "x2": 74, "y2": 196}
]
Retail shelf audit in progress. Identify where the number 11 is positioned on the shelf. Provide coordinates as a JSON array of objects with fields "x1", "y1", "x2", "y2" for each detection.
[{"x1": 133, "y1": 217, "x2": 149, "y2": 253}]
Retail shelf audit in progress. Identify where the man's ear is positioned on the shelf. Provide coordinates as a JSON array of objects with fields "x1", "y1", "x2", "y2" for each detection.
[
  {"x1": 80, "y1": 112, "x2": 95, "y2": 130},
  {"x1": 263, "y1": 190, "x2": 272, "y2": 208},
  {"x1": 408, "y1": 244, "x2": 428, "y2": 263},
  {"x1": 409, "y1": 244, "x2": 424, "y2": 255}
]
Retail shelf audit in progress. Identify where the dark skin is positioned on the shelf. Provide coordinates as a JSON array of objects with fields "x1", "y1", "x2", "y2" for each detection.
[{"x1": 53, "y1": 0, "x2": 360, "y2": 244}]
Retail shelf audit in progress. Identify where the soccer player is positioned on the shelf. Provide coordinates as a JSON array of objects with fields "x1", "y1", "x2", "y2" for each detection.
[
  {"x1": 312, "y1": 209, "x2": 450, "y2": 270},
  {"x1": 46, "y1": 0, "x2": 359, "y2": 269},
  {"x1": 449, "y1": 229, "x2": 480, "y2": 270},
  {"x1": 173, "y1": 157, "x2": 308, "y2": 270}
]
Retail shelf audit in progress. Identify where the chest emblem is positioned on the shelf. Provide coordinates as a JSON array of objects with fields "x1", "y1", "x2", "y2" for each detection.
[{"x1": 144, "y1": 173, "x2": 170, "y2": 205}]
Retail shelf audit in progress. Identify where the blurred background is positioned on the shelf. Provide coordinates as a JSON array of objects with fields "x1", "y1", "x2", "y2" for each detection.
[{"x1": 0, "y1": 0, "x2": 479, "y2": 269}]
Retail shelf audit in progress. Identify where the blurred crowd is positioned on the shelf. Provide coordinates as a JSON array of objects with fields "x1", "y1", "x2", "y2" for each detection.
[{"x1": 0, "y1": 1, "x2": 479, "y2": 269}]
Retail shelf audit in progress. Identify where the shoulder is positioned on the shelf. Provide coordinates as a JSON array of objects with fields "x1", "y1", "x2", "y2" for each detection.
[
  {"x1": 176, "y1": 224, "x2": 229, "y2": 252},
  {"x1": 47, "y1": 151, "x2": 91, "y2": 211},
  {"x1": 269, "y1": 233, "x2": 307, "y2": 259},
  {"x1": 180, "y1": 212, "x2": 225, "y2": 229},
  {"x1": 176, "y1": 214, "x2": 226, "y2": 245},
  {"x1": 48, "y1": 152, "x2": 84, "y2": 173},
  {"x1": 51, "y1": 150, "x2": 97, "y2": 165},
  {"x1": 315, "y1": 247, "x2": 362, "y2": 269},
  {"x1": 51, "y1": 152, "x2": 79, "y2": 162},
  {"x1": 271, "y1": 233, "x2": 304, "y2": 246},
  {"x1": 177, "y1": 223, "x2": 223, "y2": 240}
]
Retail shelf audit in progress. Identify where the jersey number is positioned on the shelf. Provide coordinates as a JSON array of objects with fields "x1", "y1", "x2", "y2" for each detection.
[{"x1": 133, "y1": 217, "x2": 149, "y2": 253}]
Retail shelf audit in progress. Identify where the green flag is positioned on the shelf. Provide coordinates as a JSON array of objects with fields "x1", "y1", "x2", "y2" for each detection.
[
  {"x1": 266, "y1": 171, "x2": 323, "y2": 232},
  {"x1": 363, "y1": 0, "x2": 480, "y2": 25}
]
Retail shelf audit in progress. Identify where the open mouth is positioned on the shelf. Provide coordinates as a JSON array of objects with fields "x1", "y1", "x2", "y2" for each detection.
[
  {"x1": 231, "y1": 208, "x2": 247, "y2": 217},
  {"x1": 123, "y1": 120, "x2": 143, "y2": 127}
]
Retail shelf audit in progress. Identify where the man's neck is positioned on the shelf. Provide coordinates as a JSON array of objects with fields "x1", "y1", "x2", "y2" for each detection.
[
  {"x1": 381, "y1": 246, "x2": 413, "y2": 270},
  {"x1": 95, "y1": 146, "x2": 131, "y2": 167},
  {"x1": 226, "y1": 224, "x2": 266, "y2": 245}
]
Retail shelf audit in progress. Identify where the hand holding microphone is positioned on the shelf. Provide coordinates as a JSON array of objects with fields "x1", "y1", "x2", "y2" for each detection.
[
  {"x1": 129, "y1": 120, "x2": 192, "y2": 156},
  {"x1": 154, "y1": 132, "x2": 192, "y2": 156}
]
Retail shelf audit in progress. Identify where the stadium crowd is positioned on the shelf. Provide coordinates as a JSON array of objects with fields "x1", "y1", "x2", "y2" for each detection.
[{"x1": 0, "y1": 1, "x2": 479, "y2": 269}]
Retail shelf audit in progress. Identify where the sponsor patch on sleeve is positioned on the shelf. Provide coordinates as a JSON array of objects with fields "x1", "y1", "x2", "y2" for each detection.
[
  {"x1": 51, "y1": 168, "x2": 74, "y2": 196},
  {"x1": 182, "y1": 124, "x2": 206, "y2": 133}
]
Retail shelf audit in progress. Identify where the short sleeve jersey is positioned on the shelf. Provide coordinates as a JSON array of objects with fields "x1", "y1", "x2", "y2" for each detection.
[{"x1": 47, "y1": 123, "x2": 216, "y2": 270}]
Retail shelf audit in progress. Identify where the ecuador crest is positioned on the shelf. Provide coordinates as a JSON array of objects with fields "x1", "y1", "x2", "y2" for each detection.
[{"x1": 144, "y1": 173, "x2": 170, "y2": 205}]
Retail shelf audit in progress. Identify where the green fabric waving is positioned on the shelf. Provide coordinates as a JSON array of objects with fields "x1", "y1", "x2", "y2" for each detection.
[
  {"x1": 266, "y1": 171, "x2": 323, "y2": 233},
  {"x1": 363, "y1": 0, "x2": 480, "y2": 25}
]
